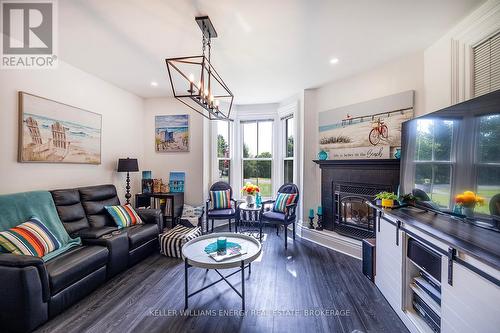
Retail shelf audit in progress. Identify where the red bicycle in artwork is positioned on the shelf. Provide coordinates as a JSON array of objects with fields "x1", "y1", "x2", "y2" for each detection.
[{"x1": 369, "y1": 118, "x2": 388, "y2": 145}]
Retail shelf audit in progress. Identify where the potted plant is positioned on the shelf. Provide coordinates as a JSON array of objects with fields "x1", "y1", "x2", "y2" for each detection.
[
  {"x1": 241, "y1": 182, "x2": 260, "y2": 206},
  {"x1": 399, "y1": 193, "x2": 417, "y2": 205},
  {"x1": 454, "y1": 191, "x2": 484, "y2": 218},
  {"x1": 375, "y1": 192, "x2": 399, "y2": 208}
]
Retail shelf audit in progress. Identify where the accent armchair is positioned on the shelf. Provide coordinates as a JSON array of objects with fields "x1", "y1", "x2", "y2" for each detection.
[
  {"x1": 260, "y1": 183, "x2": 299, "y2": 249},
  {"x1": 205, "y1": 181, "x2": 238, "y2": 233}
]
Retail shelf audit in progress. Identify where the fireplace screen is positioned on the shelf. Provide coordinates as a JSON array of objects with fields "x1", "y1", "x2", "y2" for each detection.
[
  {"x1": 340, "y1": 196, "x2": 374, "y2": 229},
  {"x1": 333, "y1": 182, "x2": 390, "y2": 239}
]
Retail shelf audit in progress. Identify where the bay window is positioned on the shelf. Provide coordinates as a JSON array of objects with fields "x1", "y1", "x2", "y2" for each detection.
[
  {"x1": 242, "y1": 120, "x2": 273, "y2": 198},
  {"x1": 215, "y1": 120, "x2": 231, "y2": 183},
  {"x1": 283, "y1": 115, "x2": 294, "y2": 184}
]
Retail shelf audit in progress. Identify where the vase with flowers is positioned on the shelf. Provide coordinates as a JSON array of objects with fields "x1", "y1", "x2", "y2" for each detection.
[
  {"x1": 242, "y1": 182, "x2": 260, "y2": 206},
  {"x1": 454, "y1": 191, "x2": 484, "y2": 218}
]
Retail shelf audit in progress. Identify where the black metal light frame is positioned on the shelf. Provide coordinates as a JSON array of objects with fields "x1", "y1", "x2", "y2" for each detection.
[{"x1": 166, "y1": 16, "x2": 234, "y2": 120}]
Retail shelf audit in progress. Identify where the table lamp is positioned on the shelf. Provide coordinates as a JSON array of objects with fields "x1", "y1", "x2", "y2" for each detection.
[{"x1": 117, "y1": 158, "x2": 139, "y2": 204}]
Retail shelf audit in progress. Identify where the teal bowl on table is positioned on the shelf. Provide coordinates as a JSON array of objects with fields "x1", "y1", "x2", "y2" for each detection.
[{"x1": 205, "y1": 241, "x2": 241, "y2": 254}]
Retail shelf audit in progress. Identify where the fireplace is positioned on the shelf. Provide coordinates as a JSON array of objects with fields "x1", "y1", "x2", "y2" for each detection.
[
  {"x1": 333, "y1": 182, "x2": 391, "y2": 239},
  {"x1": 314, "y1": 159, "x2": 400, "y2": 239}
]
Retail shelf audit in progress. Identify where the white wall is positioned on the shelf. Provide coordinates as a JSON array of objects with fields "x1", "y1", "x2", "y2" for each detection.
[
  {"x1": 424, "y1": 0, "x2": 500, "y2": 112},
  {"x1": 0, "y1": 61, "x2": 144, "y2": 202},
  {"x1": 142, "y1": 98, "x2": 204, "y2": 205},
  {"x1": 302, "y1": 52, "x2": 425, "y2": 221}
]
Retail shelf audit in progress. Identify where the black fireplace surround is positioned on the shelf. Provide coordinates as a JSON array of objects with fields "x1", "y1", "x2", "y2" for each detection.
[{"x1": 314, "y1": 159, "x2": 400, "y2": 239}]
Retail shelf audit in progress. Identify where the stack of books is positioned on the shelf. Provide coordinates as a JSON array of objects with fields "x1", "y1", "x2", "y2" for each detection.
[{"x1": 208, "y1": 246, "x2": 247, "y2": 262}]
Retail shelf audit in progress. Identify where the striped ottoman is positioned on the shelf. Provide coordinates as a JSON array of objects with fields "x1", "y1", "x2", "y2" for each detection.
[{"x1": 159, "y1": 224, "x2": 202, "y2": 258}]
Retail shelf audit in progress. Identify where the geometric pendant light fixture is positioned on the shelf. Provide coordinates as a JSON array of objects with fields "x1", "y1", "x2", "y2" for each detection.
[{"x1": 165, "y1": 16, "x2": 234, "y2": 120}]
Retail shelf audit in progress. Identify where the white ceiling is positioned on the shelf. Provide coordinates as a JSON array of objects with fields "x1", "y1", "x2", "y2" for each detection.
[{"x1": 59, "y1": 0, "x2": 484, "y2": 104}]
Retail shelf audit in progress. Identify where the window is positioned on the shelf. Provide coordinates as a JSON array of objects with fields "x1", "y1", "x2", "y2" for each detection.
[
  {"x1": 242, "y1": 120, "x2": 273, "y2": 197},
  {"x1": 473, "y1": 31, "x2": 500, "y2": 97},
  {"x1": 283, "y1": 116, "x2": 294, "y2": 184},
  {"x1": 475, "y1": 114, "x2": 500, "y2": 214},
  {"x1": 215, "y1": 120, "x2": 230, "y2": 183},
  {"x1": 413, "y1": 119, "x2": 456, "y2": 208}
]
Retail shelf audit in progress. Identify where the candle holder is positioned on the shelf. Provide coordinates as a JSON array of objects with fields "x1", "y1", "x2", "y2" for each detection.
[
  {"x1": 316, "y1": 214, "x2": 323, "y2": 231},
  {"x1": 308, "y1": 216, "x2": 315, "y2": 229}
]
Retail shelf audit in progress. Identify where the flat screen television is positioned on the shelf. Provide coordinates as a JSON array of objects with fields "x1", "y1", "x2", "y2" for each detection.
[{"x1": 400, "y1": 89, "x2": 500, "y2": 222}]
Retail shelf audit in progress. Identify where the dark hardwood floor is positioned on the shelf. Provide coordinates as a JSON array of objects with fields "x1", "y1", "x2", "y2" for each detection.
[{"x1": 35, "y1": 226, "x2": 408, "y2": 333}]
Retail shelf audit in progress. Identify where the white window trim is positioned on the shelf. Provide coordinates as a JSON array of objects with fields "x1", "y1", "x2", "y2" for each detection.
[
  {"x1": 210, "y1": 120, "x2": 233, "y2": 187},
  {"x1": 240, "y1": 118, "x2": 275, "y2": 200},
  {"x1": 281, "y1": 114, "x2": 295, "y2": 185}
]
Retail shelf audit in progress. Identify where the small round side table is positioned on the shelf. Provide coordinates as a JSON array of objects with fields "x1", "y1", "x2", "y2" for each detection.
[{"x1": 237, "y1": 202, "x2": 263, "y2": 241}]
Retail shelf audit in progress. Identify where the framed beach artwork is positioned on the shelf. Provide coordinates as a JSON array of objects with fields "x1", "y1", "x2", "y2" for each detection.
[
  {"x1": 155, "y1": 115, "x2": 189, "y2": 152},
  {"x1": 18, "y1": 92, "x2": 102, "y2": 164},
  {"x1": 318, "y1": 91, "x2": 414, "y2": 160}
]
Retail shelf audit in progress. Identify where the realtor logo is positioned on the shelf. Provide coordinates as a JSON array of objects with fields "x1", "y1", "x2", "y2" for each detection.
[{"x1": 1, "y1": 0, "x2": 58, "y2": 68}]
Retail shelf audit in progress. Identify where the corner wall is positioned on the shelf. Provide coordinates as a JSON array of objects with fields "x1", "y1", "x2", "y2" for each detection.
[
  {"x1": 142, "y1": 98, "x2": 204, "y2": 205},
  {"x1": 301, "y1": 52, "x2": 425, "y2": 221},
  {"x1": 0, "y1": 61, "x2": 144, "y2": 202}
]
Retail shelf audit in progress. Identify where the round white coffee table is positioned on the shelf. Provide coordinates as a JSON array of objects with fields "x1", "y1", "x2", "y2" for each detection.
[{"x1": 182, "y1": 232, "x2": 262, "y2": 311}]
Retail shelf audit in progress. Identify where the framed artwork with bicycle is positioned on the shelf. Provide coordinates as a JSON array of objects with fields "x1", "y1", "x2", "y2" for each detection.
[{"x1": 318, "y1": 91, "x2": 414, "y2": 160}]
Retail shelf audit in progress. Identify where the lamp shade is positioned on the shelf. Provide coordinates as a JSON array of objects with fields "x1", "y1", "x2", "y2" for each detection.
[{"x1": 117, "y1": 158, "x2": 139, "y2": 172}]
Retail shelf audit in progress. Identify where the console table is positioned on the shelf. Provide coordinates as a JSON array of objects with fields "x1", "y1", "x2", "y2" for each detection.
[{"x1": 135, "y1": 192, "x2": 184, "y2": 229}]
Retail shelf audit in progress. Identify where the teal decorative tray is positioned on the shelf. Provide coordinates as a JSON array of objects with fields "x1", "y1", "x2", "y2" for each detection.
[{"x1": 204, "y1": 241, "x2": 241, "y2": 254}]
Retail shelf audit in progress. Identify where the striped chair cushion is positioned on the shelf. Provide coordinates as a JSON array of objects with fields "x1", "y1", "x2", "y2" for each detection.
[
  {"x1": 105, "y1": 204, "x2": 143, "y2": 228},
  {"x1": 160, "y1": 225, "x2": 202, "y2": 258},
  {"x1": 209, "y1": 190, "x2": 232, "y2": 210},
  {"x1": 273, "y1": 192, "x2": 298, "y2": 213},
  {"x1": 0, "y1": 217, "x2": 62, "y2": 257}
]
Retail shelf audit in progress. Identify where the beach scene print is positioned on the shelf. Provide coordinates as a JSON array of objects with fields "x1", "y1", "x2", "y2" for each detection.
[
  {"x1": 19, "y1": 93, "x2": 101, "y2": 164},
  {"x1": 155, "y1": 115, "x2": 189, "y2": 152},
  {"x1": 319, "y1": 109, "x2": 413, "y2": 158}
]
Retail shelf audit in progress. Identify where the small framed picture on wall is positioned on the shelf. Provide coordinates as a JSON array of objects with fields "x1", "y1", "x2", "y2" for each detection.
[{"x1": 155, "y1": 115, "x2": 189, "y2": 152}]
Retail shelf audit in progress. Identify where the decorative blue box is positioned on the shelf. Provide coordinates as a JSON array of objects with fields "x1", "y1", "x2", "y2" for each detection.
[{"x1": 169, "y1": 172, "x2": 185, "y2": 192}]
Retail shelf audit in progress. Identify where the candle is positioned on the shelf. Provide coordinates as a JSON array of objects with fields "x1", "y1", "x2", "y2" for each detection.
[
  {"x1": 188, "y1": 73, "x2": 194, "y2": 93},
  {"x1": 317, "y1": 206, "x2": 322, "y2": 215},
  {"x1": 217, "y1": 237, "x2": 227, "y2": 254},
  {"x1": 309, "y1": 208, "x2": 314, "y2": 219}
]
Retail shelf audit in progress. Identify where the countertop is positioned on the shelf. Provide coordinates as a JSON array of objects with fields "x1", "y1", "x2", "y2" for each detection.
[{"x1": 376, "y1": 205, "x2": 500, "y2": 271}]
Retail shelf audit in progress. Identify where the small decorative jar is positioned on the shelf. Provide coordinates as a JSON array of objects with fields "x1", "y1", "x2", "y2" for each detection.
[
  {"x1": 318, "y1": 150, "x2": 328, "y2": 160},
  {"x1": 246, "y1": 195, "x2": 255, "y2": 206}
]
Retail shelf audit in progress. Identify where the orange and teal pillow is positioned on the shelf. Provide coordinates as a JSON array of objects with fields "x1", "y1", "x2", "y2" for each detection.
[
  {"x1": 273, "y1": 192, "x2": 297, "y2": 213},
  {"x1": 0, "y1": 217, "x2": 62, "y2": 257},
  {"x1": 105, "y1": 204, "x2": 143, "y2": 228},
  {"x1": 209, "y1": 190, "x2": 232, "y2": 210}
]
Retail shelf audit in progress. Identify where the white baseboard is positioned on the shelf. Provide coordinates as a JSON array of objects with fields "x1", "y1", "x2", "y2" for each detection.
[{"x1": 298, "y1": 222, "x2": 362, "y2": 260}]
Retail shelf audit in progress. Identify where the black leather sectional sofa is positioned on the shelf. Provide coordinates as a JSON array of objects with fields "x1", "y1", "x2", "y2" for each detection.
[{"x1": 0, "y1": 184, "x2": 162, "y2": 333}]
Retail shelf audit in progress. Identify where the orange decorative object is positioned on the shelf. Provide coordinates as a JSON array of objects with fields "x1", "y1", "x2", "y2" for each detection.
[
  {"x1": 454, "y1": 191, "x2": 484, "y2": 208},
  {"x1": 241, "y1": 182, "x2": 260, "y2": 196}
]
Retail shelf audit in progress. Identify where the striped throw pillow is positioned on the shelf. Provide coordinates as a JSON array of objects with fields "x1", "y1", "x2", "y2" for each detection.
[
  {"x1": 105, "y1": 204, "x2": 143, "y2": 228},
  {"x1": 209, "y1": 190, "x2": 232, "y2": 210},
  {"x1": 0, "y1": 217, "x2": 62, "y2": 257},
  {"x1": 273, "y1": 192, "x2": 298, "y2": 213}
]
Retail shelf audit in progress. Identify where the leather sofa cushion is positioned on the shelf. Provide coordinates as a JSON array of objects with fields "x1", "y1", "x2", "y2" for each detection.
[
  {"x1": 45, "y1": 245, "x2": 108, "y2": 295},
  {"x1": 73, "y1": 226, "x2": 117, "y2": 239},
  {"x1": 127, "y1": 224, "x2": 158, "y2": 250},
  {"x1": 79, "y1": 185, "x2": 120, "y2": 229},
  {"x1": 51, "y1": 189, "x2": 90, "y2": 235},
  {"x1": 207, "y1": 208, "x2": 236, "y2": 218}
]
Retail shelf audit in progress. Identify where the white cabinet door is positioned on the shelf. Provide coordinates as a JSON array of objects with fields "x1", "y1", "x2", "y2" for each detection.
[
  {"x1": 441, "y1": 260, "x2": 500, "y2": 333},
  {"x1": 375, "y1": 215, "x2": 403, "y2": 312}
]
